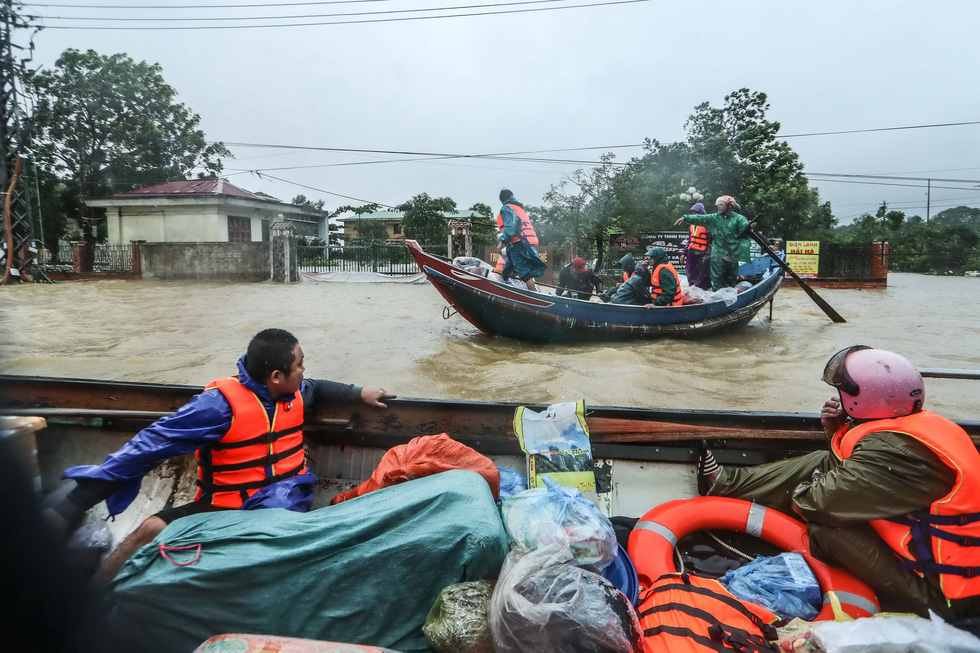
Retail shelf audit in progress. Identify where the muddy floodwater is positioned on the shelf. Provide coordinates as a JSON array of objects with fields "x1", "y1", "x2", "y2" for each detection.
[{"x1": 0, "y1": 273, "x2": 977, "y2": 419}]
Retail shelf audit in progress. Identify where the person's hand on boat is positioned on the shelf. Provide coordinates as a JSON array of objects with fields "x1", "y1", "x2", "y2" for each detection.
[
  {"x1": 820, "y1": 396, "x2": 846, "y2": 437},
  {"x1": 644, "y1": 303, "x2": 656, "y2": 309},
  {"x1": 361, "y1": 386, "x2": 396, "y2": 408}
]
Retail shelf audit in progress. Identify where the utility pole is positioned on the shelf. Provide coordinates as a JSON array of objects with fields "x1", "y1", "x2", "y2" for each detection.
[
  {"x1": 1, "y1": 0, "x2": 38, "y2": 284},
  {"x1": 926, "y1": 178, "x2": 931, "y2": 223}
]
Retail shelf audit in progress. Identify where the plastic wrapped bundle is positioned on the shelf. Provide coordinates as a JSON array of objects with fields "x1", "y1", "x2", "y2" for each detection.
[
  {"x1": 720, "y1": 552, "x2": 821, "y2": 621},
  {"x1": 501, "y1": 477, "x2": 617, "y2": 571},
  {"x1": 423, "y1": 581, "x2": 495, "y2": 653},
  {"x1": 490, "y1": 545, "x2": 642, "y2": 653}
]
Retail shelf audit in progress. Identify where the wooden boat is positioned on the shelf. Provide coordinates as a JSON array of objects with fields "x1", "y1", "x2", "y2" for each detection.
[
  {"x1": 4, "y1": 373, "x2": 979, "y2": 537},
  {"x1": 406, "y1": 240, "x2": 782, "y2": 343}
]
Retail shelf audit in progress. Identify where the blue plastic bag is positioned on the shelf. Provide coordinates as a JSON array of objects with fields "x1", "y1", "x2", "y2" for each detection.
[
  {"x1": 500, "y1": 476, "x2": 617, "y2": 571},
  {"x1": 720, "y1": 552, "x2": 821, "y2": 621},
  {"x1": 497, "y1": 467, "x2": 528, "y2": 503}
]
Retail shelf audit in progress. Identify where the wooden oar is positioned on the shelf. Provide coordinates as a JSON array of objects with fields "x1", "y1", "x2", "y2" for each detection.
[
  {"x1": 744, "y1": 227, "x2": 846, "y2": 323},
  {"x1": 919, "y1": 368, "x2": 980, "y2": 380}
]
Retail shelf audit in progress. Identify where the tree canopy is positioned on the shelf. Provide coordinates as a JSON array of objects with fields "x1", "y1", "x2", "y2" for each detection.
[
  {"x1": 30, "y1": 48, "x2": 230, "y2": 264},
  {"x1": 398, "y1": 193, "x2": 456, "y2": 245}
]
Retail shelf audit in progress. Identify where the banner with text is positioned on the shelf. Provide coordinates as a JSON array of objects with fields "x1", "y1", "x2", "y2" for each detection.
[{"x1": 786, "y1": 241, "x2": 820, "y2": 278}]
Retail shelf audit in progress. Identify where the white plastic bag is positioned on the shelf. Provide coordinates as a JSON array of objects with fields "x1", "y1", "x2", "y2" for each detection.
[
  {"x1": 489, "y1": 544, "x2": 641, "y2": 653},
  {"x1": 704, "y1": 286, "x2": 739, "y2": 306},
  {"x1": 811, "y1": 611, "x2": 980, "y2": 653},
  {"x1": 501, "y1": 477, "x2": 617, "y2": 571}
]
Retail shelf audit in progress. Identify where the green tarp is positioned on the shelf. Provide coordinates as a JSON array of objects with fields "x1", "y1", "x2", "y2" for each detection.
[{"x1": 107, "y1": 470, "x2": 509, "y2": 653}]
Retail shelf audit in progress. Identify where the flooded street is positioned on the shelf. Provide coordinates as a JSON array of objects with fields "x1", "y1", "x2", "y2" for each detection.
[{"x1": 1, "y1": 272, "x2": 977, "y2": 419}]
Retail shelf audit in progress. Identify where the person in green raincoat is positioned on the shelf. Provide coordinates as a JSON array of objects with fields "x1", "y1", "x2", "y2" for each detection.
[{"x1": 674, "y1": 195, "x2": 754, "y2": 291}]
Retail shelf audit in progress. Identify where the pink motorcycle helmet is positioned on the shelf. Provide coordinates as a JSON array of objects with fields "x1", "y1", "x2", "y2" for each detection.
[{"x1": 822, "y1": 345, "x2": 925, "y2": 420}]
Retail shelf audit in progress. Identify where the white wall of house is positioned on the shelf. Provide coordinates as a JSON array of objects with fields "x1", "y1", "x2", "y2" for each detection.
[{"x1": 99, "y1": 199, "x2": 296, "y2": 244}]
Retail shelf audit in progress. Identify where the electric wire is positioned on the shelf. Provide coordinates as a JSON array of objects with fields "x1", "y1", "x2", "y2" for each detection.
[
  {"x1": 36, "y1": 0, "x2": 650, "y2": 29},
  {"x1": 36, "y1": 0, "x2": 582, "y2": 22}
]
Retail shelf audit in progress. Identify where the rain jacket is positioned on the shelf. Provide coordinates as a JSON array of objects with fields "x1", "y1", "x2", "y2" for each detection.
[
  {"x1": 710, "y1": 429, "x2": 980, "y2": 616},
  {"x1": 556, "y1": 263, "x2": 603, "y2": 299},
  {"x1": 682, "y1": 212, "x2": 752, "y2": 263},
  {"x1": 64, "y1": 355, "x2": 363, "y2": 516},
  {"x1": 610, "y1": 269, "x2": 654, "y2": 305},
  {"x1": 496, "y1": 195, "x2": 546, "y2": 281}
]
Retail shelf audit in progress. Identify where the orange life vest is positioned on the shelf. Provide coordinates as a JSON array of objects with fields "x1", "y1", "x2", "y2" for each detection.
[
  {"x1": 496, "y1": 203, "x2": 539, "y2": 246},
  {"x1": 638, "y1": 573, "x2": 779, "y2": 653},
  {"x1": 623, "y1": 270, "x2": 631, "y2": 283},
  {"x1": 651, "y1": 262, "x2": 682, "y2": 306},
  {"x1": 831, "y1": 410, "x2": 980, "y2": 600},
  {"x1": 688, "y1": 225, "x2": 709, "y2": 252},
  {"x1": 196, "y1": 377, "x2": 308, "y2": 509},
  {"x1": 494, "y1": 248, "x2": 506, "y2": 274}
]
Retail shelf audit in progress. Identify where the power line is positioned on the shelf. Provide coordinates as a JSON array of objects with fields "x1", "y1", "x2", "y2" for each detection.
[
  {"x1": 37, "y1": 0, "x2": 579, "y2": 22},
  {"x1": 807, "y1": 172, "x2": 980, "y2": 185},
  {"x1": 249, "y1": 171, "x2": 395, "y2": 208},
  {"x1": 781, "y1": 120, "x2": 980, "y2": 139},
  {"x1": 27, "y1": 0, "x2": 395, "y2": 7},
  {"x1": 38, "y1": 0, "x2": 650, "y2": 29}
]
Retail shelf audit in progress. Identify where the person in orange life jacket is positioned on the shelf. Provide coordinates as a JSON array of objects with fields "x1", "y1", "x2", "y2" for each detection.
[
  {"x1": 698, "y1": 346, "x2": 980, "y2": 618},
  {"x1": 682, "y1": 202, "x2": 713, "y2": 291},
  {"x1": 646, "y1": 246, "x2": 682, "y2": 307},
  {"x1": 44, "y1": 328, "x2": 395, "y2": 585},
  {"x1": 496, "y1": 189, "x2": 546, "y2": 292},
  {"x1": 609, "y1": 257, "x2": 654, "y2": 306},
  {"x1": 556, "y1": 257, "x2": 603, "y2": 299},
  {"x1": 600, "y1": 252, "x2": 637, "y2": 302}
]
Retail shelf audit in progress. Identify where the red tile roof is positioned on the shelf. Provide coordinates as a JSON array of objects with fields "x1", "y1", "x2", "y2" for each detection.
[{"x1": 114, "y1": 179, "x2": 271, "y2": 202}]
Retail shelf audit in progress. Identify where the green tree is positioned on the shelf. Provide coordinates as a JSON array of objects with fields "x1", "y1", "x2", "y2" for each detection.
[
  {"x1": 397, "y1": 193, "x2": 456, "y2": 245},
  {"x1": 468, "y1": 202, "x2": 497, "y2": 246},
  {"x1": 684, "y1": 89, "x2": 830, "y2": 239},
  {"x1": 30, "y1": 49, "x2": 230, "y2": 269},
  {"x1": 353, "y1": 218, "x2": 389, "y2": 241}
]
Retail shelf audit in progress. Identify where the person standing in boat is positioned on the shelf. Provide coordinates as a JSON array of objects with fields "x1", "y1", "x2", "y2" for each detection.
[
  {"x1": 555, "y1": 257, "x2": 603, "y2": 300},
  {"x1": 681, "y1": 202, "x2": 712, "y2": 291},
  {"x1": 698, "y1": 346, "x2": 980, "y2": 618},
  {"x1": 673, "y1": 195, "x2": 753, "y2": 291},
  {"x1": 497, "y1": 189, "x2": 546, "y2": 292},
  {"x1": 44, "y1": 328, "x2": 395, "y2": 585}
]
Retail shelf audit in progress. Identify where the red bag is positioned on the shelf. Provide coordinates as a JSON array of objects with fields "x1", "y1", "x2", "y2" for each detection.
[{"x1": 329, "y1": 433, "x2": 500, "y2": 505}]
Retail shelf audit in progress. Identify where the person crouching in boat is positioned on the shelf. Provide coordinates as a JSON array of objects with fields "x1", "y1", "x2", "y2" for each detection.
[
  {"x1": 646, "y1": 246, "x2": 682, "y2": 307},
  {"x1": 43, "y1": 328, "x2": 395, "y2": 585},
  {"x1": 699, "y1": 346, "x2": 980, "y2": 618},
  {"x1": 556, "y1": 257, "x2": 604, "y2": 300},
  {"x1": 673, "y1": 195, "x2": 754, "y2": 291},
  {"x1": 497, "y1": 189, "x2": 546, "y2": 292},
  {"x1": 610, "y1": 253, "x2": 655, "y2": 306},
  {"x1": 682, "y1": 202, "x2": 713, "y2": 291}
]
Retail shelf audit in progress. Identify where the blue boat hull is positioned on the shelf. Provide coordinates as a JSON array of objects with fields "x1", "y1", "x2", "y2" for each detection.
[{"x1": 407, "y1": 241, "x2": 782, "y2": 344}]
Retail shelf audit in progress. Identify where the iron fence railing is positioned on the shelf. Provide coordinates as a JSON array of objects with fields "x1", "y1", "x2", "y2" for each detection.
[
  {"x1": 92, "y1": 243, "x2": 134, "y2": 271},
  {"x1": 298, "y1": 242, "x2": 448, "y2": 275}
]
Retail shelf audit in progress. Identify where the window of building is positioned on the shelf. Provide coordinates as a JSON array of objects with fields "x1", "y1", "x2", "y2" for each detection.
[
  {"x1": 261, "y1": 219, "x2": 270, "y2": 243},
  {"x1": 228, "y1": 216, "x2": 252, "y2": 242},
  {"x1": 393, "y1": 222, "x2": 402, "y2": 235}
]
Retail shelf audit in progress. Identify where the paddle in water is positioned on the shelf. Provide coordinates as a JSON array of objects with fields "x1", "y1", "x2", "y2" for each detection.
[{"x1": 743, "y1": 226, "x2": 847, "y2": 323}]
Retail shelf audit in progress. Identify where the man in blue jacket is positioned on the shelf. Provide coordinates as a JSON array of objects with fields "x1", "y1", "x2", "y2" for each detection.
[{"x1": 44, "y1": 328, "x2": 394, "y2": 584}]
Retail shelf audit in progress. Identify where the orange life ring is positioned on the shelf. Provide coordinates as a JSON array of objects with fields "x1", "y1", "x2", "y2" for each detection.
[{"x1": 627, "y1": 496, "x2": 880, "y2": 621}]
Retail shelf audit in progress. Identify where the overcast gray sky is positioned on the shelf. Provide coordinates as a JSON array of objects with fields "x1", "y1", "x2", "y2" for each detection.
[{"x1": 16, "y1": 0, "x2": 980, "y2": 223}]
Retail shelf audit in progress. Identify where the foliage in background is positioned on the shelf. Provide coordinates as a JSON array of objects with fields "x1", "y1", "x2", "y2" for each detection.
[
  {"x1": 29, "y1": 49, "x2": 230, "y2": 269},
  {"x1": 397, "y1": 193, "x2": 456, "y2": 244},
  {"x1": 468, "y1": 202, "x2": 498, "y2": 246}
]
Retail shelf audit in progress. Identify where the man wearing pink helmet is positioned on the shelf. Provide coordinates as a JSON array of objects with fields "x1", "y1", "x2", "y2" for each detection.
[{"x1": 699, "y1": 346, "x2": 980, "y2": 618}]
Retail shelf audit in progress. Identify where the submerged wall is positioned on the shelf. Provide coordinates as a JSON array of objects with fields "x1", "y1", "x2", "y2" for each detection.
[{"x1": 140, "y1": 242, "x2": 270, "y2": 281}]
